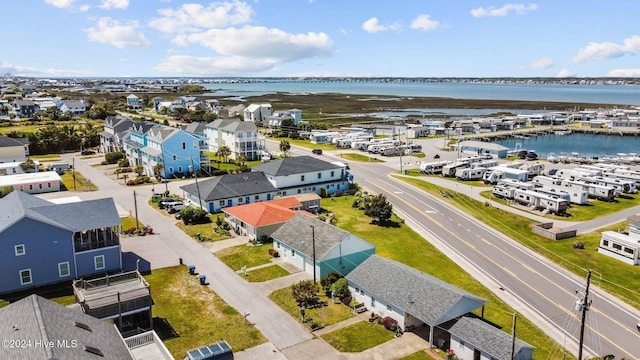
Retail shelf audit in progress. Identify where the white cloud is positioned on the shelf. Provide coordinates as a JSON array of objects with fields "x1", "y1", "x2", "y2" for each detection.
[
  {"x1": 85, "y1": 17, "x2": 151, "y2": 48},
  {"x1": 607, "y1": 68, "x2": 640, "y2": 77},
  {"x1": 149, "y1": 1, "x2": 253, "y2": 34},
  {"x1": 556, "y1": 68, "x2": 575, "y2": 77},
  {"x1": 183, "y1": 26, "x2": 333, "y2": 61},
  {"x1": 43, "y1": 0, "x2": 75, "y2": 8},
  {"x1": 362, "y1": 18, "x2": 387, "y2": 33},
  {"x1": 572, "y1": 35, "x2": 640, "y2": 63},
  {"x1": 154, "y1": 55, "x2": 277, "y2": 75},
  {"x1": 0, "y1": 61, "x2": 97, "y2": 77},
  {"x1": 410, "y1": 15, "x2": 440, "y2": 31},
  {"x1": 529, "y1": 58, "x2": 554, "y2": 70},
  {"x1": 99, "y1": 0, "x2": 129, "y2": 9},
  {"x1": 79, "y1": 4, "x2": 90, "y2": 11},
  {"x1": 471, "y1": 3, "x2": 538, "y2": 18}
]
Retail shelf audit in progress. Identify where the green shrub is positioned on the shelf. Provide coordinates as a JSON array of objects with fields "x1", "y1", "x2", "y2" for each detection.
[
  {"x1": 105, "y1": 151, "x2": 125, "y2": 164},
  {"x1": 330, "y1": 278, "x2": 350, "y2": 299}
]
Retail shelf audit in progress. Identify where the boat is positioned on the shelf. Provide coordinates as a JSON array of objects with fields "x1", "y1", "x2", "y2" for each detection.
[
  {"x1": 557, "y1": 152, "x2": 569, "y2": 164},
  {"x1": 546, "y1": 152, "x2": 558, "y2": 163},
  {"x1": 554, "y1": 129, "x2": 572, "y2": 135},
  {"x1": 526, "y1": 150, "x2": 538, "y2": 161}
]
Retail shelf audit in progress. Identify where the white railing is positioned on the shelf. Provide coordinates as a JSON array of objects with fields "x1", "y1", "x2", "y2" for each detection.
[{"x1": 125, "y1": 330, "x2": 174, "y2": 359}]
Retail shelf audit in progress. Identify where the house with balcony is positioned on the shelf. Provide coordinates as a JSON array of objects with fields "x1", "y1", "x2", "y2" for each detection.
[
  {"x1": 252, "y1": 156, "x2": 351, "y2": 197},
  {"x1": 0, "y1": 294, "x2": 173, "y2": 360},
  {"x1": 244, "y1": 103, "x2": 272, "y2": 123},
  {"x1": 266, "y1": 108, "x2": 303, "y2": 128},
  {"x1": 100, "y1": 115, "x2": 140, "y2": 154},
  {"x1": 127, "y1": 94, "x2": 141, "y2": 109},
  {"x1": 60, "y1": 99, "x2": 86, "y2": 117},
  {"x1": 73, "y1": 270, "x2": 154, "y2": 333},
  {"x1": 0, "y1": 135, "x2": 29, "y2": 162},
  {"x1": 204, "y1": 118, "x2": 265, "y2": 161},
  {"x1": 0, "y1": 191, "x2": 122, "y2": 295},
  {"x1": 137, "y1": 125, "x2": 204, "y2": 179},
  {"x1": 12, "y1": 99, "x2": 39, "y2": 118}
]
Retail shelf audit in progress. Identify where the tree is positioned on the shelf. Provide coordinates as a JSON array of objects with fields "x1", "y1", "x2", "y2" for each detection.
[
  {"x1": 216, "y1": 145, "x2": 231, "y2": 165},
  {"x1": 133, "y1": 165, "x2": 144, "y2": 176},
  {"x1": 279, "y1": 139, "x2": 291, "y2": 157},
  {"x1": 291, "y1": 280, "x2": 320, "y2": 308},
  {"x1": 320, "y1": 271, "x2": 343, "y2": 294},
  {"x1": 330, "y1": 278, "x2": 350, "y2": 299},
  {"x1": 235, "y1": 153, "x2": 247, "y2": 166},
  {"x1": 363, "y1": 193, "x2": 393, "y2": 224},
  {"x1": 19, "y1": 159, "x2": 36, "y2": 173},
  {"x1": 153, "y1": 163, "x2": 164, "y2": 178}
]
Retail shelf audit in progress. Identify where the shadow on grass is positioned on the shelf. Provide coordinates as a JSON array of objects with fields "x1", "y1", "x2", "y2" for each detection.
[
  {"x1": 370, "y1": 219, "x2": 401, "y2": 228},
  {"x1": 153, "y1": 317, "x2": 180, "y2": 340}
]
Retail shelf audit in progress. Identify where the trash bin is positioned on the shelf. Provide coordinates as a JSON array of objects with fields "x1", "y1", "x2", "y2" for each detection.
[
  {"x1": 188, "y1": 265, "x2": 196, "y2": 275},
  {"x1": 199, "y1": 275, "x2": 206, "y2": 285}
]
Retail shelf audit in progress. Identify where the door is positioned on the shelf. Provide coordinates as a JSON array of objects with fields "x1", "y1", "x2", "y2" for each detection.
[{"x1": 227, "y1": 199, "x2": 232, "y2": 207}]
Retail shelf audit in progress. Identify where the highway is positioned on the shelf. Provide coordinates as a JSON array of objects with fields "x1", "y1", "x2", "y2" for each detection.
[{"x1": 276, "y1": 139, "x2": 640, "y2": 359}]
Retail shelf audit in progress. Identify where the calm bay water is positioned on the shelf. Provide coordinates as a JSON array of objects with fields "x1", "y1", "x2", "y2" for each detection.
[
  {"x1": 496, "y1": 133, "x2": 640, "y2": 159},
  {"x1": 204, "y1": 80, "x2": 640, "y2": 105}
]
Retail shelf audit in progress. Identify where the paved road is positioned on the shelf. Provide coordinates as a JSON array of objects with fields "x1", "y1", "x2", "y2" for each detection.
[
  {"x1": 309, "y1": 140, "x2": 640, "y2": 359},
  {"x1": 55, "y1": 154, "x2": 314, "y2": 354}
]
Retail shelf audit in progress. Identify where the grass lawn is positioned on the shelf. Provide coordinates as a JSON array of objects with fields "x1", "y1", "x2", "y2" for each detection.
[
  {"x1": 215, "y1": 243, "x2": 274, "y2": 270},
  {"x1": 30, "y1": 154, "x2": 63, "y2": 160},
  {"x1": 401, "y1": 351, "x2": 437, "y2": 360},
  {"x1": 269, "y1": 286, "x2": 355, "y2": 327},
  {"x1": 321, "y1": 196, "x2": 566, "y2": 360},
  {"x1": 145, "y1": 266, "x2": 267, "y2": 358},
  {"x1": 285, "y1": 138, "x2": 337, "y2": 151},
  {"x1": 321, "y1": 321, "x2": 394, "y2": 352},
  {"x1": 0, "y1": 282, "x2": 76, "y2": 309},
  {"x1": 121, "y1": 216, "x2": 145, "y2": 230},
  {"x1": 60, "y1": 171, "x2": 98, "y2": 191},
  {"x1": 340, "y1": 153, "x2": 384, "y2": 163},
  {"x1": 395, "y1": 176, "x2": 640, "y2": 311},
  {"x1": 243, "y1": 264, "x2": 290, "y2": 282},
  {"x1": 176, "y1": 221, "x2": 232, "y2": 242}
]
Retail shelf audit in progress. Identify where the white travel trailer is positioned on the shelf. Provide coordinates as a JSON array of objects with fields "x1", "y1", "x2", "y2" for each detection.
[
  {"x1": 488, "y1": 166, "x2": 529, "y2": 182},
  {"x1": 455, "y1": 167, "x2": 488, "y2": 181},
  {"x1": 557, "y1": 168, "x2": 601, "y2": 179},
  {"x1": 498, "y1": 178, "x2": 534, "y2": 191},
  {"x1": 513, "y1": 189, "x2": 570, "y2": 215},
  {"x1": 471, "y1": 159, "x2": 499, "y2": 169},
  {"x1": 519, "y1": 162, "x2": 545, "y2": 177},
  {"x1": 582, "y1": 176, "x2": 637, "y2": 195},
  {"x1": 492, "y1": 184, "x2": 516, "y2": 199},
  {"x1": 483, "y1": 170, "x2": 504, "y2": 185},
  {"x1": 443, "y1": 161, "x2": 471, "y2": 177},
  {"x1": 561, "y1": 179, "x2": 615, "y2": 201},
  {"x1": 419, "y1": 160, "x2": 452, "y2": 174}
]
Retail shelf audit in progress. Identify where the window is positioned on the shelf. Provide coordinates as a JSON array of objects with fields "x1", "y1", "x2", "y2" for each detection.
[
  {"x1": 624, "y1": 247, "x2": 634, "y2": 254},
  {"x1": 15, "y1": 244, "x2": 25, "y2": 256},
  {"x1": 387, "y1": 304, "x2": 392, "y2": 311},
  {"x1": 47, "y1": 182, "x2": 51, "y2": 188},
  {"x1": 355, "y1": 287, "x2": 359, "y2": 293},
  {"x1": 193, "y1": 141, "x2": 197, "y2": 149},
  {"x1": 371, "y1": 297, "x2": 376, "y2": 307},
  {"x1": 276, "y1": 242, "x2": 280, "y2": 248},
  {"x1": 360, "y1": 289, "x2": 364, "y2": 295},
  {"x1": 239, "y1": 197, "x2": 243, "y2": 203},
  {"x1": 297, "y1": 189, "x2": 301, "y2": 194},
  {"x1": 58, "y1": 262, "x2": 70, "y2": 277},
  {"x1": 331, "y1": 171, "x2": 335, "y2": 177},
  {"x1": 182, "y1": 142, "x2": 186, "y2": 150},
  {"x1": 20, "y1": 269, "x2": 32, "y2": 285},
  {"x1": 291, "y1": 249, "x2": 295, "y2": 257},
  {"x1": 38, "y1": 183, "x2": 42, "y2": 189},
  {"x1": 317, "y1": 173, "x2": 322, "y2": 179},
  {"x1": 603, "y1": 240, "x2": 609, "y2": 246},
  {"x1": 255, "y1": 195, "x2": 259, "y2": 200},
  {"x1": 301, "y1": 175, "x2": 305, "y2": 181},
  {"x1": 94, "y1": 255, "x2": 105, "y2": 270},
  {"x1": 219, "y1": 200, "x2": 225, "y2": 206},
  {"x1": 172, "y1": 155, "x2": 177, "y2": 161},
  {"x1": 178, "y1": 166, "x2": 183, "y2": 173},
  {"x1": 29, "y1": 184, "x2": 33, "y2": 190},
  {"x1": 613, "y1": 243, "x2": 622, "y2": 251}
]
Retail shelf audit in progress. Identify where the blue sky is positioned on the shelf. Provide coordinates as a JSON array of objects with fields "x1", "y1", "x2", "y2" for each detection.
[{"x1": 3, "y1": 1, "x2": 640, "y2": 78}]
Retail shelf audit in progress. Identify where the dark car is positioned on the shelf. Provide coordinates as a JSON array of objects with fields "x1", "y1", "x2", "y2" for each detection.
[
  {"x1": 312, "y1": 149, "x2": 323, "y2": 155},
  {"x1": 81, "y1": 149, "x2": 96, "y2": 155}
]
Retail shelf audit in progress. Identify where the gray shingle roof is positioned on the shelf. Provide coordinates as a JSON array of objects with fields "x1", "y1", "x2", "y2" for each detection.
[
  {"x1": 345, "y1": 255, "x2": 486, "y2": 326},
  {"x1": 270, "y1": 213, "x2": 367, "y2": 260},
  {"x1": 0, "y1": 136, "x2": 27, "y2": 148},
  {"x1": 180, "y1": 172, "x2": 276, "y2": 201},
  {"x1": 0, "y1": 294, "x2": 133, "y2": 359},
  {"x1": 252, "y1": 156, "x2": 341, "y2": 176},
  {"x1": 206, "y1": 118, "x2": 257, "y2": 132},
  {"x1": 0, "y1": 191, "x2": 120, "y2": 233},
  {"x1": 447, "y1": 317, "x2": 534, "y2": 360}
]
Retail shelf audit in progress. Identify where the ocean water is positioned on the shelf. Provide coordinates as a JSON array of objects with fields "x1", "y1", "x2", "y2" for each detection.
[
  {"x1": 204, "y1": 80, "x2": 640, "y2": 105},
  {"x1": 495, "y1": 133, "x2": 640, "y2": 158}
]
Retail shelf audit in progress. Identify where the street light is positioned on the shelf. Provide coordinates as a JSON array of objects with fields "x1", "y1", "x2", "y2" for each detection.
[{"x1": 310, "y1": 225, "x2": 317, "y2": 284}]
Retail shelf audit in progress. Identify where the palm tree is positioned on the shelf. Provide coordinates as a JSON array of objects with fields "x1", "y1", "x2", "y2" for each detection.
[
  {"x1": 216, "y1": 146, "x2": 232, "y2": 168},
  {"x1": 236, "y1": 153, "x2": 247, "y2": 166},
  {"x1": 279, "y1": 140, "x2": 291, "y2": 158}
]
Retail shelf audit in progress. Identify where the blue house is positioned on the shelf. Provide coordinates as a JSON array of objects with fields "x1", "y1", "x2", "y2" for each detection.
[
  {"x1": 0, "y1": 191, "x2": 122, "y2": 295},
  {"x1": 123, "y1": 123, "x2": 204, "y2": 179}
]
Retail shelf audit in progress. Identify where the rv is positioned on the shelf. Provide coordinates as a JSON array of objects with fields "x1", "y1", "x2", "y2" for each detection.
[
  {"x1": 561, "y1": 178, "x2": 615, "y2": 201},
  {"x1": 483, "y1": 170, "x2": 504, "y2": 185},
  {"x1": 581, "y1": 176, "x2": 636, "y2": 195},
  {"x1": 442, "y1": 161, "x2": 471, "y2": 177},
  {"x1": 488, "y1": 166, "x2": 529, "y2": 182},
  {"x1": 456, "y1": 167, "x2": 487, "y2": 181},
  {"x1": 404, "y1": 143, "x2": 423, "y2": 154},
  {"x1": 520, "y1": 162, "x2": 545, "y2": 177},
  {"x1": 419, "y1": 160, "x2": 452, "y2": 174},
  {"x1": 472, "y1": 159, "x2": 499, "y2": 169},
  {"x1": 47, "y1": 162, "x2": 70, "y2": 174},
  {"x1": 492, "y1": 184, "x2": 516, "y2": 199},
  {"x1": 513, "y1": 189, "x2": 570, "y2": 215},
  {"x1": 381, "y1": 146, "x2": 404, "y2": 156},
  {"x1": 498, "y1": 178, "x2": 534, "y2": 191}
]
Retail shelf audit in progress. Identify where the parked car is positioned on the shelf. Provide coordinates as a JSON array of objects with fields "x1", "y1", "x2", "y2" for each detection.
[
  {"x1": 167, "y1": 202, "x2": 187, "y2": 214},
  {"x1": 312, "y1": 149, "x2": 323, "y2": 155},
  {"x1": 161, "y1": 200, "x2": 183, "y2": 210},
  {"x1": 81, "y1": 149, "x2": 96, "y2": 155},
  {"x1": 158, "y1": 198, "x2": 177, "y2": 209}
]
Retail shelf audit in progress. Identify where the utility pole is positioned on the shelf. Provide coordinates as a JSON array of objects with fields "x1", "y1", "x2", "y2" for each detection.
[
  {"x1": 511, "y1": 313, "x2": 516, "y2": 360},
  {"x1": 310, "y1": 225, "x2": 316, "y2": 284},
  {"x1": 72, "y1": 157, "x2": 76, "y2": 191},
  {"x1": 133, "y1": 190, "x2": 139, "y2": 231},
  {"x1": 577, "y1": 270, "x2": 592, "y2": 360},
  {"x1": 190, "y1": 157, "x2": 203, "y2": 210}
]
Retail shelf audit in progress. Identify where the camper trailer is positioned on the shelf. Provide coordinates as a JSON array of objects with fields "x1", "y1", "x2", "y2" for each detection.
[
  {"x1": 492, "y1": 184, "x2": 516, "y2": 199},
  {"x1": 513, "y1": 189, "x2": 569, "y2": 215},
  {"x1": 419, "y1": 160, "x2": 452, "y2": 174},
  {"x1": 483, "y1": 170, "x2": 504, "y2": 185},
  {"x1": 520, "y1": 162, "x2": 545, "y2": 177},
  {"x1": 381, "y1": 146, "x2": 404, "y2": 156},
  {"x1": 561, "y1": 179, "x2": 615, "y2": 201},
  {"x1": 455, "y1": 167, "x2": 487, "y2": 181},
  {"x1": 582, "y1": 176, "x2": 636, "y2": 195},
  {"x1": 443, "y1": 161, "x2": 471, "y2": 177},
  {"x1": 488, "y1": 166, "x2": 529, "y2": 182}
]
